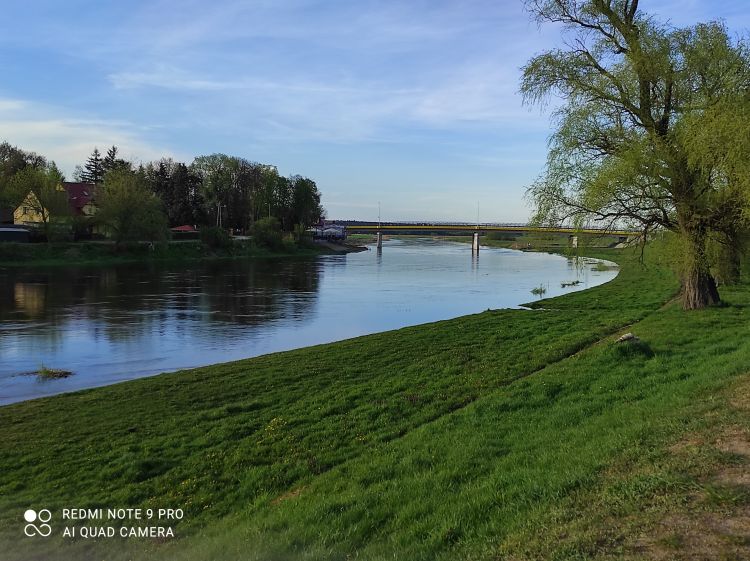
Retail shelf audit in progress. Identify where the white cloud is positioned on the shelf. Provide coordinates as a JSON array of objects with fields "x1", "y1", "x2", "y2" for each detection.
[
  {"x1": 98, "y1": 2, "x2": 550, "y2": 144},
  {"x1": 0, "y1": 99, "x2": 26, "y2": 112},
  {"x1": 0, "y1": 98, "x2": 182, "y2": 176},
  {"x1": 106, "y1": 56, "x2": 548, "y2": 146}
]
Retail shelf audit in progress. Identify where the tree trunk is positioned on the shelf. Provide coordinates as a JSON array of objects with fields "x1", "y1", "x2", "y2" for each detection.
[{"x1": 681, "y1": 227, "x2": 720, "y2": 310}]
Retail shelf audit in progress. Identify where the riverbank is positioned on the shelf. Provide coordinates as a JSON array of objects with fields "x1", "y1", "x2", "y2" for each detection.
[
  {"x1": 2, "y1": 244, "x2": 750, "y2": 560},
  {"x1": 0, "y1": 238, "x2": 353, "y2": 267},
  {"x1": 312, "y1": 239, "x2": 369, "y2": 254}
]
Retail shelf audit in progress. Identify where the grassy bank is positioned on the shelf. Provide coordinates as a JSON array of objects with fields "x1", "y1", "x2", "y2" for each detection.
[
  {"x1": 0, "y1": 239, "x2": 327, "y2": 267},
  {"x1": 2, "y1": 245, "x2": 749, "y2": 560}
]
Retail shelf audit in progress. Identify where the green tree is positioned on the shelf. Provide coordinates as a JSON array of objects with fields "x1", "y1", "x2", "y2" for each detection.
[
  {"x1": 10, "y1": 166, "x2": 70, "y2": 240},
  {"x1": 102, "y1": 145, "x2": 131, "y2": 176},
  {"x1": 290, "y1": 175, "x2": 324, "y2": 229},
  {"x1": 143, "y1": 159, "x2": 204, "y2": 227},
  {"x1": 681, "y1": 89, "x2": 750, "y2": 285},
  {"x1": 274, "y1": 175, "x2": 294, "y2": 230},
  {"x1": 0, "y1": 142, "x2": 48, "y2": 220},
  {"x1": 76, "y1": 148, "x2": 105, "y2": 184},
  {"x1": 521, "y1": 0, "x2": 750, "y2": 309},
  {"x1": 256, "y1": 164, "x2": 280, "y2": 221},
  {"x1": 191, "y1": 154, "x2": 232, "y2": 228},
  {"x1": 252, "y1": 216, "x2": 283, "y2": 250},
  {"x1": 191, "y1": 154, "x2": 263, "y2": 233},
  {"x1": 97, "y1": 169, "x2": 168, "y2": 245}
]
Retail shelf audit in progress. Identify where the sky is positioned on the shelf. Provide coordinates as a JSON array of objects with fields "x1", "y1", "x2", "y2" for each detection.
[{"x1": 1, "y1": 1, "x2": 748, "y2": 222}]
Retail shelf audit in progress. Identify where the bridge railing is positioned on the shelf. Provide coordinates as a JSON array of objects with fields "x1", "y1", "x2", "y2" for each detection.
[{"x1": 340, "y1": 223, "x2": 637, "y2": 236}]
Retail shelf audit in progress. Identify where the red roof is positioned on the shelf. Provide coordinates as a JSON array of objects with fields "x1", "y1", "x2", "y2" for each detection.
[
  {"x1": 171, "y1": 225, "x2": 198, "y2": 232},
  {"x1": 62, "y1": 182, "x2": 96, "y2": 214}
]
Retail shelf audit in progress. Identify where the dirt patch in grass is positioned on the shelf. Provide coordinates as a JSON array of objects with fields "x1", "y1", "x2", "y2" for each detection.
[
  {"x1": 497, "y1": 375, "x2": 750, "y2": 561},
  {"x1": 713, "y1": 426, "x2": 750, "y2": 457},
  {"x1": 633, "y1": 511, "x2": 750, "y2": 560},
  {"x1": 271, "y1": 486, "x2": 306, "y2": 506},
  {"x1": 628, "y1": 421, "x2": 750, "y2": 560},
  {"x1": 667, "y1": 435, "x2": 706, "y2": 454},
  {"x1": 729, "y1": 388, "x2": 750, "y2": 412}
]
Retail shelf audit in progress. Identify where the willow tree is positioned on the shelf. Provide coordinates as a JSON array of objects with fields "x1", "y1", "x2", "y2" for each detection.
[
  {"x1": 683, "y1": 91, "x2": 750, "y2": 285},
  {"x1": 522, "y1": 0, "x2": 750, "y2": 309},
  {"x1": 97, "y1": 169, "x2": 168, "y2": 245}
]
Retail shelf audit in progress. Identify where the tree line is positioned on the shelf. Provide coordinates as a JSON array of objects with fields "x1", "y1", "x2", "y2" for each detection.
[{"x1": 0, "y1": 142, "x2": 324, "y2": 245}]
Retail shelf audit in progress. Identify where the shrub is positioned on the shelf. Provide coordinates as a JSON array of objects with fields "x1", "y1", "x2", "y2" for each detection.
[
  {"x1": 293, "y1": 223, "x2": 314, "y2": 247},
  {"x1": 252, "y1": 217, "x2": 283, "y2": 251},
  {"x1": 36, "y1": 366, "x2": 73, "y2": 379},
  {"x1": 200, "y1": 226, "x2": 233, "y2": 250},
  {"x1": 530, "y1": 284, "x2": 547, "y2": 296}
]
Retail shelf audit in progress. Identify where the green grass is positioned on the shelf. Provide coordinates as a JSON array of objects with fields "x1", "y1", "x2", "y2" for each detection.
[
  {"x1": 3, "y1": 243, "x2": 748, "y2": 560},
  {"x1": 0, "y1": 239, "x2": 326, "y2": 267}
]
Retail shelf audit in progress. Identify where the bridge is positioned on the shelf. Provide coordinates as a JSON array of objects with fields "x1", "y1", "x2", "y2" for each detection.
[{"x1": 339, "y1": 222, "x2": 637, "y2": 252}]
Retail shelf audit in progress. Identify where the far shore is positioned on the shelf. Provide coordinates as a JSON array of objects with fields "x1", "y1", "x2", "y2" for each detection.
[{"x1": 0, "y1": 237, "x2": 366, "y2": 268}]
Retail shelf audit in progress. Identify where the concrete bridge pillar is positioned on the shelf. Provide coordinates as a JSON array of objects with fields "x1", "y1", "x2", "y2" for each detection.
[
  {"x1": 472, "y1": 232, "x2": 480, "y2": 253},
  {"x1": 376, "y1": 231, "x2": 383, "y2": 249}
]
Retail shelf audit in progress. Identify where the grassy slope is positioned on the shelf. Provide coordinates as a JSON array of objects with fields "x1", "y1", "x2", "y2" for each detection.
[{"x1": 4, "y1": 245, "x2": 747, "y2": 560}]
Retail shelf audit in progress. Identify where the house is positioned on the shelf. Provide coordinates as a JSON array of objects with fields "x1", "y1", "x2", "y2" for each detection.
[
  {"x1": 170, "y1": 225, "x2": 198, "y2": 233},
  {"x1": 14, "y1": 182, "x2": 97, "y2": 226},
  {"x1": 13, "y1": 190, "x2": 48, "y2": 225},
  {"x1": 62, "y1": 182, "x2": 97, "y2": 218},
  {"x1": 170, "y1": 224, "x2": 200, "y2": 240}
]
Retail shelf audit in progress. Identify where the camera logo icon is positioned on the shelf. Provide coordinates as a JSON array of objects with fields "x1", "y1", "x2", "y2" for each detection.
[{"x1": 24, "y1": 509, "x2": 52, "y2": 537}]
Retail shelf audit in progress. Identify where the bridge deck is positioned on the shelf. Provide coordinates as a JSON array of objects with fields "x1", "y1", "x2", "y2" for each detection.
[{"x1": 348, "y1": 224, "x2": 635, "y2": 236}]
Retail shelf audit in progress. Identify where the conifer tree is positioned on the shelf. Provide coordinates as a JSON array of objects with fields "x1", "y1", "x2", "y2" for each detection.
[
  {"x1": 102, "y1": 145, "x2": 130, "y2": 176},
  {"x1": 79, "y1": 148, "x2": 105, "y2": 184}
]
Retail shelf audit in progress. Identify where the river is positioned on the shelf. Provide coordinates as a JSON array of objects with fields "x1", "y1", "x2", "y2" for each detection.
[{"x1": 0, "y1": 238, "x2": 618, "y2": 405}]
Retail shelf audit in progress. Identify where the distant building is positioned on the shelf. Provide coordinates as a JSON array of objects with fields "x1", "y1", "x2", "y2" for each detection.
[
  {"x1": 62, "y1": 182, "x2": 98, "y2": 218},
  {"x1": 14, "y1": 182, "x2": 98, "y2": 226},
  {"x1": 170, "y1": 225, "x2": 198, "y2": 233},
  {"x1": 170, "y1": 224, "x2": 200, "y2": 240},
  {"x1": 311, "y1": 224, "x2": 346, "y2": 240},
  {"x1": 13, "y1": 190, "x2": 45, "y2": 225}
]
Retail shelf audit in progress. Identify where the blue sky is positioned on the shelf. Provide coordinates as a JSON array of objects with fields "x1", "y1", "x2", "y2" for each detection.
[{"x1": 1, "y1": 1, "x2": 748, "y2": 221}]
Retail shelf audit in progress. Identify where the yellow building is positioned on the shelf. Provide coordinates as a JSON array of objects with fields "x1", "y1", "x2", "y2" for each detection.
[
  {"x1": 14, "y1": 182, "x2": 98, "y2": 226},
  {"x1": 14, "y1": 191, "x2": 48, "y2": 225}
]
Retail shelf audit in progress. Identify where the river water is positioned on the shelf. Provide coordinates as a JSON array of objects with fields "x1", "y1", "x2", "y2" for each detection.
[{"x1": 0, "y1": 239, "x2": 617, "y2": 405}]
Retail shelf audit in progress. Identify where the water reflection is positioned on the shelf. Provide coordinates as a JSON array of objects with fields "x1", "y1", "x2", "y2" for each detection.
[
  {"x1": 0, "y1": 239, "x2": 618, "y2": 404},
  {"x1": 2, "y1": 259, "x2": 321, "y2": 330}
]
